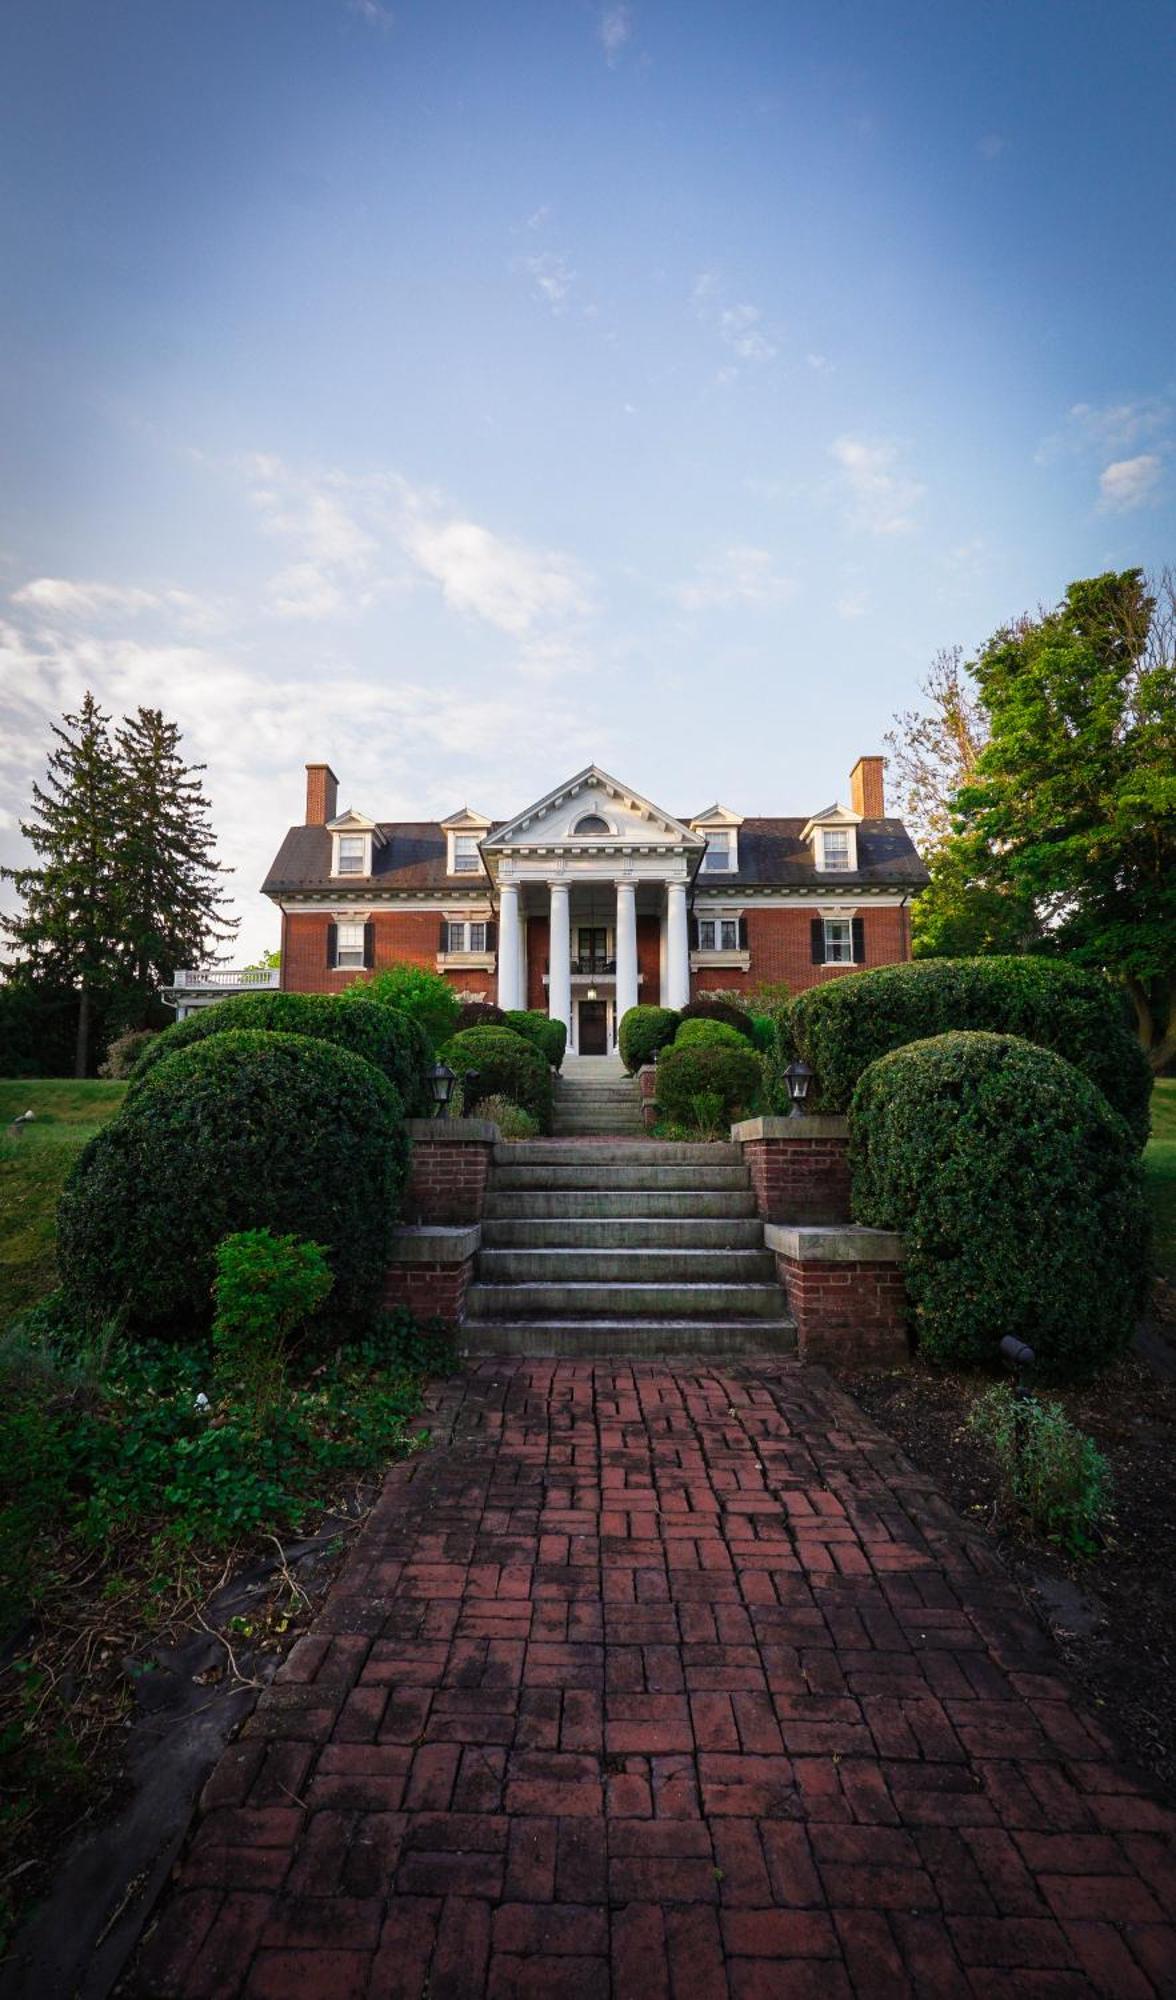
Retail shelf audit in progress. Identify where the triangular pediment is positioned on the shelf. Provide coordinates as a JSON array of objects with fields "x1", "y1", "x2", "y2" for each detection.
[
  {"x1": 690, "y1": 803, "x2": 744, "y2": 829},
  {"x1": 801, "y1": 801, "x2": 861, "y2": 840},
  {"x1": 440, "y1": 805, "x2": 493, "y2": 830},
  {"x1": 483, "y1": 766, "x2": 704, "y2": 850},
  {"x1": 327, "y1": 809, "x2": 386, "y2": 845}
]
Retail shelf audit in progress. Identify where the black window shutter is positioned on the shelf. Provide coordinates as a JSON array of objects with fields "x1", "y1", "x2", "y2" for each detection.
[
  {"x1": 439, "y1": 919, "x2": 449, "y2": 952},
  {"x1": 810, "y1": 917, "x2": 826, "y2": 965},
  {"x1": 327, "y1": 921, "x2": 338, "y2": 968},
  {"x1": 852, "y1": 917, "x2": 865, "y2": 965},
  {"x1": 363, "y1": 921, "x2": 375, "y2": 969},
  {"x1": 738, "y1": 916, "x2": 749, "y2": 950},
  {"x1": 486, "y1": 920, "x2": 497, "y2": 951},
  {"x1": 689, "y1": 916, "x2": 699, "y2": 949}
]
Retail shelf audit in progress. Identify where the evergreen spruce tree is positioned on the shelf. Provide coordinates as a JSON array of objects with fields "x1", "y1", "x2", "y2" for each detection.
[
  {"x1": 113, "y1": 706, "x2": 238, "y2": 1022},
  {"x1": 1, "y1": 692, "x2": 124, "y2": 1076}
]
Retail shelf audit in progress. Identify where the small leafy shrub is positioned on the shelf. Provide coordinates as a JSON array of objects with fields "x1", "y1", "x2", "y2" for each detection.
[
  {"x1": 340, "y1": 962, "x2": 461, "y2": 1051},
  {"x1": 504, "y1": 1009, "x2": 567, "y2": 1070},
  {"x1": 686, "y1": 1090, "x2": 726, "y2": 1139},
  {"x1": 355, "y1": 1305, "x2": 456, "y2": 1376},
  {"x1": 791, "y1": 957, "x2": 1152, "y2": 1145},
  {"x1": 439, "y1": 1026, "x2": 553, "y2": 1131},
  {"x1": 476, "y1": 1093, "x2": 539, "y2": 1140},
  {"x1": 456, "y1": 1000, "x2": 506, "y2": 1031},
  {"x1": 98, "y1": 1028, "x2": 159, "y2": 1079},
  {"x1": 677, "y1": 999, "x2": 759, "y2": 1043},
  {"x1": 618, "y1": 1005, "x2": 679, "y2": 1074},
  {"x1": 674, "y1": 1018, "x2": 748, "y2": 1052},
  {"x1": 131, "y1": 991, "x2": 432, "y2": 1113},
  {"x1": 747, "y1": 1013, "x2": 775, "y2": 1053},
  {"x1": 655, "y1": 1041, "x2": 763, "y2": 1128},
  {"x1": 967, "y1": 1384, "x2": 1112, "y2": 1555},
  {"x1": 850, "y1": 1032, "x2": 1150, "y2": 1377},
  {"x1": 59, "y1": 1032, "x2": 410, "y2": 1337},
  {"x1": 762, "y1": 1009, "x2": 802, "y2": 1114},
  {"x1": 211, "y1": 1231, "x2": 333, "y2": 1416}
]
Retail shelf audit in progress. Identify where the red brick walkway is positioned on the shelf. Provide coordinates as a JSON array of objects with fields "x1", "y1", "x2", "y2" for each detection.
[{"x1": 131, "y1": 1361, "x2": 1176, "y2": 1998}]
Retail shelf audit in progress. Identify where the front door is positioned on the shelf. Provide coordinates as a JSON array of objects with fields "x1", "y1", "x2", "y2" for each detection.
[{"x1": 579, "y1": 999, "x2": 608, "y2": 1055}]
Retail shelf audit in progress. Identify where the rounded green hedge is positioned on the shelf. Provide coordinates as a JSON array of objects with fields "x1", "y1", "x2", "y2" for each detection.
[
  {"x1": 674, "y1": 1018, "x2": 749, "y2": 1052},
  {"x1": 59, "y1": 1032, "x2": 410, "y2": 1338},
  {"x1": 505, "y1": 1009, "x2": 567, "y2": 1071},
  {"x1": 130, "y1": 991, "x2": 432, "y2": 1114},
  {"x1": 849, "y1": 1031, "x2": 1150, "y2": 1379},
  {"x1": 791, "y1": 957, "x2": 1152, "y2": 1147},
  {"x1": 456, "y1": 1000, "x2": 506, "y2": 1032},
  {"x1": 655, "y1": 1041, "x2": 763, "y2": 1127},
  {"x1": 439, "y1": 1026, "x2": 553, "y2": 1131},
  {"x1": 677, "y1": 999, "x2": 759, "y2": 1044},
  {"x1": 618, "y1": 1005, "x2": 679, "y2": 1074}
]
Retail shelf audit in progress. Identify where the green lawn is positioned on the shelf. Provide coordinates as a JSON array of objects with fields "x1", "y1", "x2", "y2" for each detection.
[
  {"x1": 1146, "y1": 1077, "x2": 1176, "y2": 1283},
  {"x1": 0, "y1": 1080, "x2": 126, "y2": 1327}
]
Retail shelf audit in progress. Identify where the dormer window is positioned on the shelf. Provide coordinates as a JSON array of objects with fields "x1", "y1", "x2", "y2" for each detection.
[
  {"x1": 703, "y1": 831, "x2": 734, "y2": 872},
  {"x1": 337, "y1": 835, "x2": 366, "y2": 875},
  {"x1": 821, "y1": 829, "x2": 851, "y2": 872},
  {"x1": 452, "y1": 833, "x2": 482, "y2": 874}
]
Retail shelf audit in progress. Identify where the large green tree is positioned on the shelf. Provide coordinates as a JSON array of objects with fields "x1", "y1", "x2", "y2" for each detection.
[
  {"x1": 1, "y1": 694, "x2": 124, "y2": 1076},
  {"x1": 955, "y1": 570, "x2": 1176, "y2": 1069}
]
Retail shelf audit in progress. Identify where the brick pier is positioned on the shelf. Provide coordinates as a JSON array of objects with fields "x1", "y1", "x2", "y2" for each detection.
[{"x1": 131, "y1": 1362, "x2": 1175, "y2": 1998}]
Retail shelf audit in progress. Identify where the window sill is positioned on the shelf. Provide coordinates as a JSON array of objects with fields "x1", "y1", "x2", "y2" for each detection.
[
  {"x1": 436, "y1": 952, "x2": 496, "y2": 970},
  {"x1": 690, "y1": 950, "x2": 751, "y2": 971}
]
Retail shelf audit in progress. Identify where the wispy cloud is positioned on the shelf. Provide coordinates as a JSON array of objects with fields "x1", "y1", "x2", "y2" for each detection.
[
  {"x1": 400, "y1": 509, "x2": 589, "y2": 636},
  {"x1": 349, "y1": 0, "x2": 394, "y2": 26},
  {"x1": 692, "y1": 272, "x2": 778, "y2": 375},
  {"x1": 599, "y1": 6, "x2": 633, "y2": 66},
  {"x1": 830, "y1": 435, "x2": 924, "y2": 535},
  {"x1": 12, "y1": 577, "x2": 212, "y2": 626},
  {"x1": 674, "y1": 546, "x2": 794, "y2": 612},
  {"x1": 1098, "y1": 453, "x2": 1163, "y2": 512},
  {"x1": 522, "y1": 251, "x2": 577, "y2": 315}
]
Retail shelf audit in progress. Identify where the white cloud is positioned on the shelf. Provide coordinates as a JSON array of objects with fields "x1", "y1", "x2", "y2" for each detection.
[
  {"x1": 523, "y1": 251, "x2": 577, "y2": 315},
  {"x1": 349, "y1": 0, "x2": 393, "y2": 25},
  {"x1": 1037, "y1": 396, "x2": 1171, "y2": 465},
  {"x1": 401, "y1": 512, "x2": 588, "y2": 635},
  {"x1": 11, "y1": 577, "x2": 212, "y2": 626},
  {"x1": 1098, "y1": 453, "x2": 1163, "y2": 513},
  {"x1": 830, "y1": 435, "x2": 925, "y2": 535},
  {"x1": 692, "y1": 272, "x2": 778, "y2": 373},
  {"x1": 675, "y1": 546, "x2": 794, "y2": 612},
  {"x1": 599, "y1": 6, "x2": 633, "y2": 65}
]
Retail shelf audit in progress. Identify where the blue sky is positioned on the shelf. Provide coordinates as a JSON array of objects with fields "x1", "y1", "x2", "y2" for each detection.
[{"x1": 2, "y1": 0, "x2": 1174, "y2": 958}]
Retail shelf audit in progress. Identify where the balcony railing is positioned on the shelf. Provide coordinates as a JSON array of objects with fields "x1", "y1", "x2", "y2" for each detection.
[
  {"x1": 171, "y1": 967, "x2": 281, "y2": 989},
  {"x1": 545, "y1": 958, "x2": 617, "y2": 976}
]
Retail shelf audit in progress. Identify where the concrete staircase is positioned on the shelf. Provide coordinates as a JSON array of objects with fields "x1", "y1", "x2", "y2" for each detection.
[
  {"x1": 462, "y1": 1140, "x2": 797, "y2": 1357},
  {"x1": 552, "y1": 1060, "x2": 644, "y2": 1138}
]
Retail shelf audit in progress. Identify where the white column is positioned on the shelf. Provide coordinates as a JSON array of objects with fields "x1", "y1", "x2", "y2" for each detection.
[
  {"x1": 666, "y1": 878, "x2": 691, "y2": 1010},
  {"x1": 497, "y1": 883, "x2": 522, "y2": 1011},
  {"x1": 548, "y1": 882, "x2": 571, "y2": 1033},
  {"x1": 517, "y1": 913, "x2": 528, "y2": 1010},
  {"x1": 615, "y1": 879, "x2": 639, "y2": 1031}
]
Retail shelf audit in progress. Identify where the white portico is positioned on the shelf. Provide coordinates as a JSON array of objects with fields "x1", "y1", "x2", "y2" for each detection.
[{"x1": 479, "y1": 766, "x2": 704, "y2": 1054}]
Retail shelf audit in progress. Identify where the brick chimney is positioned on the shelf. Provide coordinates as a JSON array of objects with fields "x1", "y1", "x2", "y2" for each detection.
[
  {"x1": 850, "y1": 755, "x2": 885, "y2": 820},
  {"x1": 305, "y1": 763, "x2": 339, "y2": 826}
]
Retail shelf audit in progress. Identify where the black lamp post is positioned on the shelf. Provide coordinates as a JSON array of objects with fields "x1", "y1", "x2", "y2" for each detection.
[
  {"x1": 429, "y1": 1060, "x2": 456, "y2": 1118},
  {"x1": 784, "y1": 1059, "x2": 813, "y2": 1118}
]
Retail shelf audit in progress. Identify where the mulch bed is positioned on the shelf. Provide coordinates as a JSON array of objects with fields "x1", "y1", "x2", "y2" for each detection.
[{"x1": 837, "y1": 1336, "x2": 1176, "y2": 1807}]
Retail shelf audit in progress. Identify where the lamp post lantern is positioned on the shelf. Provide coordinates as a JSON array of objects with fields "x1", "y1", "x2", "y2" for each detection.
[
  {"x1": 428, "y1": 1061, "x2": 456, "y2": 1118},
  {"x1": 784, "y1": 1059, "x2": 813, "y2": 1118}
]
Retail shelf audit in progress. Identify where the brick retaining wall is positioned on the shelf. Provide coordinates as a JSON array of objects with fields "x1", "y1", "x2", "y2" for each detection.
[
  {"x1": 731, "y1": 1115, "x2": 851, "y2": 1225},
  {"x1": 764, "y1": 1224, "x2": 908, "y2": 1367},
  {"x1": 403, "y1": 1118, "x2": 498, "y2": 1225}
]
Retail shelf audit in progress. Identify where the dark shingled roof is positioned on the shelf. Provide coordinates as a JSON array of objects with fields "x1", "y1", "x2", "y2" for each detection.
[{"x1": 262, "y1": 817, "x2": 928, "y2": 896}]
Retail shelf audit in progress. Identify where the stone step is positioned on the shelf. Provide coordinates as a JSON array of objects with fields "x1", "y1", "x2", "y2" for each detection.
[
  {"x1": 481, "y1": 1216, "x2": 765, "y2": 1249},
  {"x1": 551, "y1": 1121, "x2": 645, "y2": 1135},
  {"x1": 459, "y1": 1318, "x2": 798, "y2": 1358},
  {"x1": 492, "y1": 1163, "x2": 751, "y2": 1191},
  {"x1": 501, "y1": 1141, "x2": 739, "y2": 1165},
  {"x1": 477, "y1": 1247, "x2": 777, "y2": 1283},
  {"x1": 482, "y1": 1189, "x2": 759, "y2": 1220},
  {"x1": 465, "y1": 1280, "x2": 789, "y2": 1320}
]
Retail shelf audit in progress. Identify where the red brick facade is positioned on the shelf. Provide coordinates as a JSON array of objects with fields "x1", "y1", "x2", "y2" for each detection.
[
  {"x1": 404, "y1": 1131, "x2": 495, "y2": 1225},
  {"x1": 776, "y1": 1254, "x2": 909, "y2": 1367},
  {"x1": 692, "y1": 904, "x2": 910, "y2": 999}
]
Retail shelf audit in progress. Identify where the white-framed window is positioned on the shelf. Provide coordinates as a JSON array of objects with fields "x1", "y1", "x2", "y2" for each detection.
[
  {"x1": 337, "y1": 834, "x2": 366, "y2": 875},
  {"x1": 820, "y1": 828, "x2": 851, "y2": 871},
  {"x1": 698, "y1": 917, "x2": 741, "y2": 951},
  {"x1": 452, "y1": 834, "x2": 481, "y2": 874},
  {"x1": 824, "y1": 917, "x2": 854, "y2": 963},
  {"x1": 702, "y1": 830, "x2": 734, "y2": 872},
  {"x1": 335, "y1": 920, "x2": 366, "y2": 968},
  {"x1": 442, "y1": 919, "x2": 488, "y2": 954}
]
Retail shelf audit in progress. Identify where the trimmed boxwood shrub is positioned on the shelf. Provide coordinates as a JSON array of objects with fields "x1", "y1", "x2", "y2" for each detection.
[
  {"x1": 439, "y1": 1026, "x2": 553, "y2": 1132},
  {"x1": 655, "y1": 1041, "x2": 763, "y2": 1127},
  {"x1": 58, "y1": 1032, "x2": 410, "y2": 1338},
  {"x1": 791, "y1": 957, "x2": 1152, "y2": 1146},
  {"x1": 618, "y1": 1005, "x2": 679, "y2": 1074},
  {"x1": 747, "y1": 1013, "x2": 775, "y2": 1053},
  {"x1": 674, "y1": 1018, "x2": 749, "y2": 1052},
  {"x1": 850, "y1": 1032, "x2": 1150, "y2": 1379},
  {"x1": 456, "y1": 1000, "x2": 506, "y2": 1031},
  {"x1": 130, "y1": 991, "x2": 432, "y2": 1114},
  {"x1": 476, "y1": 1094, "x2": 539, "y2": 1140},
  {"x1": 505, "y1": 1009, "x2": 567, "y2": 1071},
  {"x1": 677, "y1": 999, "x2": 758, "y2": 1044}
]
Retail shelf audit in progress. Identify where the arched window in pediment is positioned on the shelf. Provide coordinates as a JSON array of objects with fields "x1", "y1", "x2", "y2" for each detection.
[{"x1": 573, "y1": 813, "x2": 611, "y2": 835}]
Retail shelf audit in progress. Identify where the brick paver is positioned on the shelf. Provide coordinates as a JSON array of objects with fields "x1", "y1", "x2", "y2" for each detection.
[{"x1": 131, "y1": 1361, "x2": 1176, "y2": 1997}]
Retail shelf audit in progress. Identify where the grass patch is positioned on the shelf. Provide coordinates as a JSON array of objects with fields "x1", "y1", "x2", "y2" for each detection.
[
  {"x1": 1145, "y1": 1078, "x2": 1176, "y2": 1284},
  {"x1": 0, "y1": 1082, "x2": 126, "y2": 1329}
]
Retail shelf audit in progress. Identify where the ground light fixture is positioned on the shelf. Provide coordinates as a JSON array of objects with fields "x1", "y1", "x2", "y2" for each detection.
[
  {"x1": 784, "y1": 1059, "x2": 813, "y2": 1117},
  {"x1": 429, "y1": 1060, "x2": 456, "y2": 1117}
]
